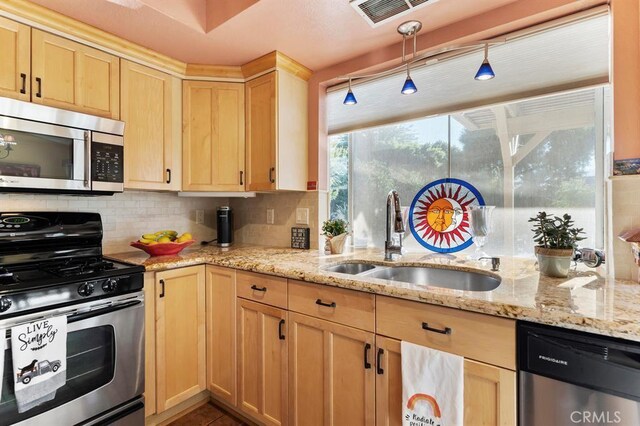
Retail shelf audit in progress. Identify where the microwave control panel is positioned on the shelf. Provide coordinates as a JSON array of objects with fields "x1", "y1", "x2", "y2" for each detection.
[{"x1": 92, "y1": 142, "x2": 123, "y2": 183}]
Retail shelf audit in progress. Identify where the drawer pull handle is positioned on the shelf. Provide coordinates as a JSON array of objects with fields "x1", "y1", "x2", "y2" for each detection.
[
  {"x1": 251, "y1": 284, "x2": 267, "y2": 292},
  {"x1": 159, "y1": 279, "x2": 165, "y2": 298},
  {"x1": 422, "y1": 322, "x2": 452, "y2": 335},
  {"x1": 315, "y1": 299, "x2": 336, "y2": 308},
  {"x1": 364, "y1": 343, "x2": 372, "y2": 369},
  {"x1": 278, "y1": 319, "x2": 285, "y2": 340},
  {"x1": 376, "y1": 348, "x2": 384, "y2": 374}
]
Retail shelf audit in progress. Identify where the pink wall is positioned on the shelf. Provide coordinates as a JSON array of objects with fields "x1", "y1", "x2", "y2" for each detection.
[
  {"x1": 307, "y1": 0, "x2": 610, "y2": 190},
  {"x1": 612, "y1": 0, "x2": 640, "y2": 161}
]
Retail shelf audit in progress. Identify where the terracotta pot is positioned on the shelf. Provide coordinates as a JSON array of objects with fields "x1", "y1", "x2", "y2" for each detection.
[
  {"x1": 534, "y1": 246, "x2": 574, "y2": 278},
  {"x1": 328, "y1": 233, "x2": 348, "y2": 254}
]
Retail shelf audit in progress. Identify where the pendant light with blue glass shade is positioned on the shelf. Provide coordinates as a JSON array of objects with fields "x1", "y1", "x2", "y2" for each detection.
[
  {"x1": 343, "y1": 78, "x2": 357, "y2": 105},
  {"x1": 474, "y1": 43, "x2": 496, "y2": 81},
  {"x1": 401, "y1": 63, "x2": 417, "y2": 94}
]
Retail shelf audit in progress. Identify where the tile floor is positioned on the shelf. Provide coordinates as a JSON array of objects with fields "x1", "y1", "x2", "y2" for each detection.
[{"x1": 167, "y1": 402, "x2": 249, "y2": 426}]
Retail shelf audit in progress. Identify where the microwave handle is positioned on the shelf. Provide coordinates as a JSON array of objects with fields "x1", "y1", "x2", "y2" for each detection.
[{"x1": 84, "y1": 131, "x2": 91, "y2": 189}]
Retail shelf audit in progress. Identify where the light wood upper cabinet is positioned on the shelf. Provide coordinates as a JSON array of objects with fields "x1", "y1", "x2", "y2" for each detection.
[
  {"x1": 183, "y1": 81, "x2": 245, "y2": 191},
  {"x1": 245, "y1": 70, "x2": 308, "y2": 192},
  {"x1": 31, "y1": 29, "x2": 119, "y2": 118},
  {"x1": 288, "y1": 312, "x2": 375, "y2": 426},
  {"x1": 237, "y1": 298, "x2": 288, "y2": 426},
  {"x1": 0, "y1": 16, "x2": 30, "y2": 101},
  {"x1": 121, "y1": 60, "x2": 181, "y2": 191},
  {"x1": 205, "y1": 265, "x2": 237, "y2": 405},
  {"x1": 374, "y1": 336, "x2": 516, "y2": 426},
  {"x1": 155, "y1": 266, "x2": 206, "y2": 413}
]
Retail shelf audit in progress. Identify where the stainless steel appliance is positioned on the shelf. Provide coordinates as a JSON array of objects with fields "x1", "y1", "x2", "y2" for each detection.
[
  {"x1": 217, "y1": 206, "x2": 234, "y2": 247},
  {"x1": 519, "y1": 321, "x2": 640, "y2": 426},
  {"x1": 0, "y1": 97, "x2": 125, "y2": 194},
  {"x1": 0, "y1": 212, "x2": 145, "y2": 425}
]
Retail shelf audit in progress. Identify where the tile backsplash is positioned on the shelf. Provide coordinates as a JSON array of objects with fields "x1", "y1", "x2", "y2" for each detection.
[
  {"x1": 231, "y1": 191, "x2": 323, "y2": 249},
  {"x1": 0, "y1": 191, "x2": 225, "y2": 254}
]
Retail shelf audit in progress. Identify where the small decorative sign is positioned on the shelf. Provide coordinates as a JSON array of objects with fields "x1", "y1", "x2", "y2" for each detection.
[
  {"x1": 291, "y1": 227, "x2": 310, "y2": 249},
  {"x1": 409, "y1": 178, "x2": 485, "y2": 253},
  {"x1": 613, "y1": 158, "x2": 640, "y2": 176}
]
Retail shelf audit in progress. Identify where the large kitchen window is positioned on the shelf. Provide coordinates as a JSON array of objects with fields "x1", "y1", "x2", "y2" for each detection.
[
  {"x1": 327, "y1": 13, "x2": 610, "y2": 257},
  {"x1": 329, "y1": 87, "x2": 610, "y2": 257}
]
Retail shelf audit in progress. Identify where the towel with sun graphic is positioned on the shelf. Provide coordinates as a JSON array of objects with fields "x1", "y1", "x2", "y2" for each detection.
[{"x1": 409, "y1": 178, "x2": 485, "y2": 253}]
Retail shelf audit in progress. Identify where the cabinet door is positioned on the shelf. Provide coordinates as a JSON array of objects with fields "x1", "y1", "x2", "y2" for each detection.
[
  {"x1": 31, "y1": 29, "x2": 119, "y2": 118},
  {"x1": 155, "y1": 266, "x2": 206, "y2": 413},
  {"x1": 143, "y1": 272, "x2": 156, "y2": 418},
  {"x1": 375, "y1": 337, "x2": 517, "y2": 426},
  {"x1": 288, "y1": 312, "x2": 375, "y2": 426},
  {"x1": 245, "y1": 71, "x2": 276, "y2": 191},
  {"x1": 0, "y1": 16, "x2": 29, "y2": 101},
  {"x1": 237, "y1": 299, "x2": 287, "y2": 426},
  {"x1": 183, "y1": 81, "x2": 245, "y2": 191},
  {"x1": 206, "y1": 265, "x2": 237, "y2": 405},
  {"x1": 121, "y1": 60, "x2": 180, "y2": 190}
]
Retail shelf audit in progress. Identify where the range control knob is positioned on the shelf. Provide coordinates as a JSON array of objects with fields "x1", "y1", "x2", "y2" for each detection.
[
  {"x1": 0, "y1": 297, "x2": 12, "y2": 312},
  {"x1": 102, "y1": 278, "x2": 118, "y2": 293},
  {"x1": 78, "y1": 282, "x2": 95, "y2": 297}
]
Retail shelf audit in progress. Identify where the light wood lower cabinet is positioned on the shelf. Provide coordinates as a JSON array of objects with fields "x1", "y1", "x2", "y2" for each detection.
[
  {"x1": 288, "y1": 312, "x2": 375, "y2": 426},
  {"x1": 143, "y1": 272, "x2": 157, "y2": 418},
  {"x1": 237, "y1": 298, "x2": 288, "y2": 426},
  {"x1": 155, "y1": 266, "x2": 206, "y2": 413},
  {"x1": 374, "y1": 336, "x2": 517, "y2": 426},
  {"x1": 206, "y1": 265, "x2": 237, "y2": 405}
]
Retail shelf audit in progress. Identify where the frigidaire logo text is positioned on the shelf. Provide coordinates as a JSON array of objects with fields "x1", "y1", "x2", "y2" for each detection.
[
  {"x1": 571, "y1": 411, "x2": 622, "y2": 424},
  {"x1": 538, "y1": 355, "x2": 568, "y2": 366}
]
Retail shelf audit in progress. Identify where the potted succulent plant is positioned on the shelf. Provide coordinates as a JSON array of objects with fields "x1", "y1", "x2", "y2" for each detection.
[
  {"x1": 528, "y1": 212, "x2": 585, "y2": 278},
  {"x1": 322, "y1": 219, "x2": 349, "y2": 254}
]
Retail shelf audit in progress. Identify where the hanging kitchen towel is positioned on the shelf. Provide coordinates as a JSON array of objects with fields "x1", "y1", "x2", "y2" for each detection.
[
  {"x1": 401, "y1": 341, "x2": 464, "y2": 426},
  {"x1": 11, "y1": 316, "x2": 67, "y2": 413}
]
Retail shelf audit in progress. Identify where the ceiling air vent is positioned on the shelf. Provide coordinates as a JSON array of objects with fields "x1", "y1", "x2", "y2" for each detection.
[{"x1": 350, "y1": 0, "x2": 433, "y2": 27}]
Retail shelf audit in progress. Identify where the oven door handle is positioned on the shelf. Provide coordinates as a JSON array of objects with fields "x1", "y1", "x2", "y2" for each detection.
[{"x1": 69, "y1": 299, "x2": 142, "y2": 323}]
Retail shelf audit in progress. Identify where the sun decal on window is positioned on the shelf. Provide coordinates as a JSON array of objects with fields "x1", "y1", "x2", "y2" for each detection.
[{"x1": 409, "y1": 178, "x2": 485, "y2": 253}]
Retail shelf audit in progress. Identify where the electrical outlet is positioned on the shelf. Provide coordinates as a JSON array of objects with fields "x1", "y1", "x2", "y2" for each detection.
[
  {"x1": 196, "y1": 210, "x2": 205, "y2": 224},
  {"x1": 296, "y1": 208, "x2": 309, "y2": 225},
  {"x1": 266, "y1": 209, "x2": 275, "y2": 225}
]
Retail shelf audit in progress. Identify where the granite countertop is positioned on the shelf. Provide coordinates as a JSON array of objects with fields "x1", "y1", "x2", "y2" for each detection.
[{"x1": 107, "y1": 244, "x2": 640, "y2": 342}]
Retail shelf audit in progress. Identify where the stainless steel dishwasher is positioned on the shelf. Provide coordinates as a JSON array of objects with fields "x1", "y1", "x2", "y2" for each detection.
[{"x1": 519, "y1": 321, "x2": 640, "y2": 426}]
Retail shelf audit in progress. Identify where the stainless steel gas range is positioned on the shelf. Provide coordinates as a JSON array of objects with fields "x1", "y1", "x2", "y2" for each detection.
[{"x1": 0, "y1": 212, "x2": 145, "y2": 425}]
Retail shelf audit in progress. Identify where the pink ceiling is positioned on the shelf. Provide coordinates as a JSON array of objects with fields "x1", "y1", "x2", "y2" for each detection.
[{"x1": 26, "y1": 0, "x2": 521, "y2": 70}]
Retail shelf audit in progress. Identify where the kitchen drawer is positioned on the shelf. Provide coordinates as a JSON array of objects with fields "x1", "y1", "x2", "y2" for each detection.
[
  {"x1": 236, "y1": 270, "x2": 287, "y2": 309},
  {"x1": 288, "y1": 280, "x2": 375, "y2": 332},
  {"x1": 376, "y1": 296, "x2": 516, "y2": 370}
]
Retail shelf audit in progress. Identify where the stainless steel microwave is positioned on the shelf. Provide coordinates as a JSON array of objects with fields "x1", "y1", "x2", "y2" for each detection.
[{"x1": 0, "y1": 98, "x2": 125, "y2": 194}]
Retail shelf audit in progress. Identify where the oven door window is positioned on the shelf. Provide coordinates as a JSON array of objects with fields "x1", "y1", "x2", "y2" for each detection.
[
  {"x1": 0, "y1": 325, "x2": 115, "y2": 423},
  {"x1": 0, "y1": 128, "x2": 79, "y2": 180}
]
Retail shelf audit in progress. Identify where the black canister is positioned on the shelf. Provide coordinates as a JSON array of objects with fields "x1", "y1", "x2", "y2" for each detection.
[{"x1": 216, "y1": 206, "x2": 234, "y2": 247}]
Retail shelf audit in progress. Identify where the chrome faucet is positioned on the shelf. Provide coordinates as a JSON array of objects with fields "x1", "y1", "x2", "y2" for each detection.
[{"x1": 385, "y1": 190, "x2": 405, "y2": 261}]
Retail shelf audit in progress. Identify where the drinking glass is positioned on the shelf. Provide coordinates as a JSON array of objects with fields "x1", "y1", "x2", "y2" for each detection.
[{"x1": 467, "y1": 205, "x2": 495, "y2": 259}]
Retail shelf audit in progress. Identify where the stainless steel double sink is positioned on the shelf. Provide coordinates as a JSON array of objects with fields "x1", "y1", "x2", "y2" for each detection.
[{"x1": 322, "y1": 262, "x2": 501, "y2": 292}]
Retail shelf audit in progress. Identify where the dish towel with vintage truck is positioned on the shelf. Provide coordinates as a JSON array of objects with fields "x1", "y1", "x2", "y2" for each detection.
[
  {"x1": 401, "y1": 340, "x2": 464, "y2": 426},
  {"x1": 11, "y1": 316, "x2": 67, "y2": 413}
]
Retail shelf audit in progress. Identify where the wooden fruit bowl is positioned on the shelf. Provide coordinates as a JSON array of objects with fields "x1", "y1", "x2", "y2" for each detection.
[{"x1": 130, "y1": 240, "x2": 195, "y2": 256}]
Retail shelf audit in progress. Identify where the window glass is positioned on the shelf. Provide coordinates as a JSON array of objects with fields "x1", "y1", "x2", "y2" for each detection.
[{"x1": 329, "y1": 87, "x2": 607, "y2": 257}]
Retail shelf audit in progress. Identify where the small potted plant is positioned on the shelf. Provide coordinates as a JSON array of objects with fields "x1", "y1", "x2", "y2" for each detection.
[
  {"x1": 528, "y1": 212, "x2": 585, "y2": 278},
  {"x1": 322, "y1": 219, "x2": 349, "y2": 254}
]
